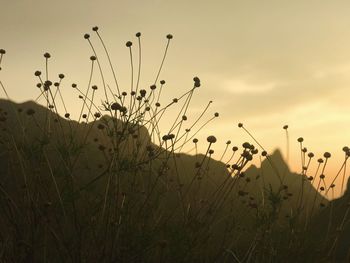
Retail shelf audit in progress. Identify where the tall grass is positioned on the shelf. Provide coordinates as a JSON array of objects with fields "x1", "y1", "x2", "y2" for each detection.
[{"x1": 0, "y1": 28, "x2": 349, "y2": 262}]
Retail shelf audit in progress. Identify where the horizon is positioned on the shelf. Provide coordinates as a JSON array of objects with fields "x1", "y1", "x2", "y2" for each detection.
[{"x1": 2, "y1": 1, "x2": 350, "y2": 198}]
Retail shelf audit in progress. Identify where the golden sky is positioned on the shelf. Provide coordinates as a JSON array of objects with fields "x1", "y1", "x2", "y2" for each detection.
[{"x1": 2, "y1": 0, "x2": 350, "y2": 197}]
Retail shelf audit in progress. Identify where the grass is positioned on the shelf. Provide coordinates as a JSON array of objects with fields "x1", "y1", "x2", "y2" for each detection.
[{"x1": 0, "y1": 27, "x2": 350, "y2": 262}]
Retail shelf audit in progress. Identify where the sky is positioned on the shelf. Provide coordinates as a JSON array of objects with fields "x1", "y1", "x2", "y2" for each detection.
[{"x1": 1, "y1": 0, "x2": 350, "y2": 198}]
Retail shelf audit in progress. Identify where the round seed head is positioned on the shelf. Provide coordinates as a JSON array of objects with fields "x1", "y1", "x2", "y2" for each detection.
[
  {"x1": 242, "y1": 142, "x2": 251, "y2": 149},
  {"x1": 193, "y1": 138, "x2": 198, "y2": 143},
  {"x1": 324, "y1": 152, "x2": 331, "y2": 158},
  {"x1": 126, "y1": 41, "x2": 133, "y2": 47},
  {"x1": 283, "y1": 125, "x2": 288, "y2": 130},
  {"x1": 166, "y1": 34, "x2": 173, "y2": 39},
  {"x1": 34, "y1": 70, "x2": 42, "y2": 76},
  {"x1": 160, "y1": 80, "x2": 165, "y2": 85},
  {"x1": 84, "y1": 33, "x2": 90, "y2": 39},
  {"x1": 238, "y1": 123, "x2": 243, "y2": 128},
  {"x1": 297, "y1": 137, "x2": 304, "y2": 143},
  {"x1": 0, "y1": 49, "x2": 6, "y2": 55},
  {"x1": 58, "y1": 73, "x2": 65, "y2": 79},
  {"x1": 43, "y1": 52, "x2": 51, "y2": 58},
  {"x1": 135, "y1": 32, "x2": 141, "y2": 37},
  {"x1": 92, "y1": 26, "x2": 99, "y2": 31},
  {"x1": 140, "y1": 89, "x2": 146, "y2": 97},
  {"x1": 207, "y1": 135, "x2": 217, "y2": 143}
]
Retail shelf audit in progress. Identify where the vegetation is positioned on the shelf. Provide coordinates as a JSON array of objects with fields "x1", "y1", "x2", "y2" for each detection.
[{"x1": 0, "y1": 28, "x2": 350, "y2": 262}]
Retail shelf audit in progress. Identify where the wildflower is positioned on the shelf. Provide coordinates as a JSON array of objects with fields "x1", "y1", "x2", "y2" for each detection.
[
  {"x1": 140, "y1": 89, "x2": 146, "y2": 97},
  {"x1": 126, "y1": 41, "x2": 133, "y2": 47},
  {"x1": 214, "y1": 112, "x2": 219, "y2": 117},
  {"x1": 84, "y1": 33, "x2": 90, "y2": 39},
  {"x1": 43, "y1": 52, "x2": 51, "y2": 58},
  {"x1": 94, "y1": 112, "x2": 101, "y2": 118},
  {"x1": 135, "y1": 32, "x2": 141, "y2": 37},
  {"x1": 150, "y1": 84, "x2": 156, "y2": 90},
  {"x1": 323, "y1": 152, "x2": 331, "y2": 158},
  {"x1": 182, "y1": 115, "x2": 187, "y2": 121},
  {"x1": 166, "y1": 34, "x2": 173, "y2": 39},
  {"x1": 238, "y1": 123, "x2": 243, "y2": 128},
  {"x1": 193, "y1": 138, "x2": 198, "y2": 143},
  {"x1": 207, "y1": 135, "x2": 217, "y2": 143},
  {"x1": 193, "y1": 76, "x2": 201, "y2": 87},
  {"x1": 160, "y1": 80, "x2": 165, "y2": 85},
  {"x1": 0, "y1": 49, "x2": 5, "y2": 54},
  {"x1": 308, "y1": 152, "x2": 314, "y2": 158},
  {"x1": 72, "y1": 83, "x2": 77, "y2": 88},
  {"x1": 122, "y1": 91, "x2": 127, "y2": 96},
  {"x1": 155, "y1": 102, "x2": 160, "y2": 107},
  {"x1": 43, "y1": 81, "x2": 52, "y2": 91},
  {"x1": 283, "y1": 125, "x2": 288, "y2": 129},
  {"x1": 92, "y1": 85, "x2": 98, "y2": 90},
  {"x1": 209, "y1": 149, "x2": 214, "y2": 155},
  {"x1": 297, "y1": 137, "x2": 304, "y2": 143},
  {"x1": 232, "y1": 146, "x2": 238, "y2": 151},
  {"x1": 64, "y1": 113, "x2": 70, "y2": 118},
  {"x1": 34, "y1": 70, "x2": 42, "y2": 76},
  {"x1": 173, "y1": 98, "x2": 178, "y2": 103},
  {"x1": 92, "y1": 26, "x2": 99, "y2": 31},
  {"x1": 90, "y1": 55, "x2": 97, "y2": 61},
  {"x1": 82, "y1": 114, "x2": 87, "y2": 118},
  {"x1": 261, "y1": 151, "x2": 267, "y2": 156},
  {"x1": 226, "y1": 140, "x2": 231, "y2": 145},
  {"x1": 242, "y1": 142, "x2": 251, "y2": 149},
  {"x1": 58, "y1": 73, "x2": 65, "y2": 79}
]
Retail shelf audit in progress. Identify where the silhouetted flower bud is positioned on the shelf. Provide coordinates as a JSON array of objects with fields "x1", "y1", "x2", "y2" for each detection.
[{"x1": 207, "y1": 135, "x2": 217, "y2": 143}]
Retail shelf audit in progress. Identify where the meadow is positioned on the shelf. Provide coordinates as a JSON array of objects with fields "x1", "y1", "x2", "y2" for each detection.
[{"x1": 0, "y1": 28, "x2": 349, "y2": 262}]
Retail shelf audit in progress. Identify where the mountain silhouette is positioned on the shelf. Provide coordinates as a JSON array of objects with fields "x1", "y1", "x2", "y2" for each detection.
[{"x1": 0, "y1": 99, "x2": 329, "y2": 262}]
